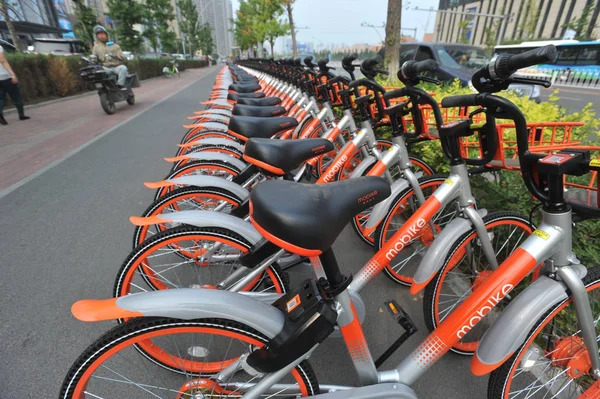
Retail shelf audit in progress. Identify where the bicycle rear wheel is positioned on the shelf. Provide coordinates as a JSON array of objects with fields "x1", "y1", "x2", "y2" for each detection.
[
  {"x1": 116, "y1": 225, "x2": 288, "y2": 297},
  {"x1": 157, "y1": 160, "x2": 241, "y2": 198},
  {"x1": 60, "y1": 317, "x2": 319, "y2": 398},
  {"x1": 489, "y1": 267, "x2": 600, "y2": 399},
  {"x1": 136, "y1": 186, "x2": 242, "y2": 247}
]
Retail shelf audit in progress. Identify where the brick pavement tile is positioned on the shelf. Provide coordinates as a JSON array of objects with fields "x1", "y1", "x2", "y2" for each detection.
[{"x1": 0, "y1": 66, "x2": 218, "y2": 193}]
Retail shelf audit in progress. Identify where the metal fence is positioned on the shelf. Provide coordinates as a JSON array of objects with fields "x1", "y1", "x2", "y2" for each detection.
[{"x1": 518, "y1": 68, "x2": 600, "y2": 90}]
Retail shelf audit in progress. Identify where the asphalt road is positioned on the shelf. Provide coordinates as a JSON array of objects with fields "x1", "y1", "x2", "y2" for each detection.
[{"x1": 0, "y1": 68, "x2": 486, "y2": 398}]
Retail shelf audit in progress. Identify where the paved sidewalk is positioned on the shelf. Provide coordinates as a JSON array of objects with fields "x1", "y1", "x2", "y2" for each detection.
[{"x1": 0, "y1": 65, "x2": 219, "y2": 194}]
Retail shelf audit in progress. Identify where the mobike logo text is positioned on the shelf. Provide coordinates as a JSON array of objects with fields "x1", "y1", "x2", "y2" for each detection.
[
  {"x1": 385, "y1": 218, "x2": 427, "y2": 261},
  {"x1": 358, "y1": 191, "x2": 378, "y2": 205},
  {"x1": 323, "y1": 155, "x2": 348, "y2": 183},
  {"x1": 456, "y1": 284, "x2": 514, "y2": 339},
  {"x1": 312, "y1": 145, "x2": 327, "y2": 154},
  {"x1": 280, "y1": 121, "x2": 292, "y2": 128}
]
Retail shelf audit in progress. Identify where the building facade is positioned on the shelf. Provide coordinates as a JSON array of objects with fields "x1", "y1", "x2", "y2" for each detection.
[
  {"x1": 194, "y1": 0, "x2": 233, "y2": 57},
  {"x1": 434, "y1": 0, "x2": 600, "y2": 46},
  {"x1": 1, "y1": 0, "x2": 67, "y2": 47}
]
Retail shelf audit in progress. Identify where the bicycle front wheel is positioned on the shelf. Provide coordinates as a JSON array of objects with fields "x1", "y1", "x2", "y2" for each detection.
[
  {"x1": 374, "y1": 174, "x2": 457, "y2": 285},
  {"x1": 424, "y1": 212, "x2": 533, "y2": 355},
  {"x1": 489, "y1": 266, "x2": 600, "y2": 399},
  {"x1": 60, "y1": 317, "x2": 319, "y2": 398}
]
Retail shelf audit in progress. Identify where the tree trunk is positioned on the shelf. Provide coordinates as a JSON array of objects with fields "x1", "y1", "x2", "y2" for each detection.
[
  {"x1": 384, "y1": 0, "x2": 401, "y2": 76},
  {"x1": 286, "y1": 1, "x2": 297, "y2": 58},
  {"x1": 0, "y1": 0, "x2": 22, "y2": 52},
  {"x1": 257, "y1": 41, "x2": 264, "y2": 58},
  {"x1": 269, "y1": 38, "x2": 275, "y2": 57}
]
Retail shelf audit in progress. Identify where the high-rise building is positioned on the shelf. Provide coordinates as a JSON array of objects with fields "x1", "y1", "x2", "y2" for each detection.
[
  {"x1": 194, "y1": 0, "x2": 233, "y2": 57},
  {"x1": 434, "y1": 0, "x2": 600, "y2": 46},
  {"x1": 0, "y1": 0, "x2": 68, "y2": 47}
]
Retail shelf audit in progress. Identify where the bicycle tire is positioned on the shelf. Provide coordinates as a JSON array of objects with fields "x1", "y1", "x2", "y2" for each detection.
[
  {"x1": 59, "y1": 317, "x2": 319, "y2": 398},
  {"x1": 424, "y1": 212, "x2": 533, "y2": 355},
  {"x1": 488, "y1": 266, "x2": 600, "y2": 399}
]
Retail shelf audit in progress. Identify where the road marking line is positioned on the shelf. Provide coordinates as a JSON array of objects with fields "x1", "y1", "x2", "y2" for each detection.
[{"x1": 0, "y1": 67, "x2": 218, "y2": 200}]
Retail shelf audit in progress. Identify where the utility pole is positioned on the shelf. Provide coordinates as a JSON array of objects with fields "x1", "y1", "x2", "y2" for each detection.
[{"x1": 412, "y1": 7, "x2": 509, "y2": 46}]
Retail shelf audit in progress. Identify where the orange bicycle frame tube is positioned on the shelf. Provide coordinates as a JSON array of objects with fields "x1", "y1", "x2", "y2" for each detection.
[
  {"x1": 315, "y1": 138, "x2": 360, "y2": 184},
  {"x1": 391, "y1": 246, "x2": 539, "y2": 386},
  {"x1": 349, "y1": 175, "x2": 462, "y2": 292}
]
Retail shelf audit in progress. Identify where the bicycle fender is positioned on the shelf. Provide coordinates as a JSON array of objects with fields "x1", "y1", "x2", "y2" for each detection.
[
  {"x1": 72, "y1": 288, "x2": 285, "y2": 337},
  {"x1": 130, "y1": 210, "x2": 263, "y2": 244},
  {"x1": 191, "y1": 113, "x2": 230, "y2": 124},
  {"x1": 188, "y1": 138, "x2": 244, "y2": 153},
  {"x1": 183, "y1": 121, "x2": 229, "y2": 132},
  {"x1": 146, "y1": 175, "x2": 250, "y2": 201},
  {"x1": 411, "y1": 209, "x2": 488, "y2": 293},
  {"x1": 472, "y1": 275, "x2": 570, "y2": 375},
  {"x1": 166, "y1": 151, "x2": 247, "y2": 171},
  {"x1": 364, "y1": 178, "x2": 410, "y2": 233},
  {"x1": 348, "y1": 155, "x2": 377, "y2": 179}
]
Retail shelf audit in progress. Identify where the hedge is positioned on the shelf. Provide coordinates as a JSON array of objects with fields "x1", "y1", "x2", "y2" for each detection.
[{"x1": 7, "y1": 54, "x2": 210, "y2": 104}]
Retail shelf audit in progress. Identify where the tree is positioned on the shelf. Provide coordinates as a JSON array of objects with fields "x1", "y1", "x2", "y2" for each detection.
[
  {"x1": 198, "y1": 23, "x2": 214, "y2": 56},
  {"x1": 72, "y1": 0, "x2": 98, "y2": 50},
  {"x1": 107, "y1": 0, "x2": 145, "y2": 53},
  {"x1": 563, "y1": 2, "x2": 595, "y2": 40},
  {"x1": 232, "y1": 1, "x2": 257, "y2": 54},
  {"x1": 177, "y1": 0, "x2": 200, "y2": 55},
  {"x1": 384, "y1": 0, "x2": 401, "y2": 76},
  {"x1": 0, "y1": 0, "x2": 21, "y2": 51},
  {"x1": 264, "y1": 17, "x2": 289, "y2": 57},
  {"x1": 142, "y1": 0, "x2": 176, "y2": 53},
  {"x1": 282, "y1": 0, "x2": 297, "y2": 57},
  {"x1": 233, "y1": 0, "x2": 285, "y2": 58}
]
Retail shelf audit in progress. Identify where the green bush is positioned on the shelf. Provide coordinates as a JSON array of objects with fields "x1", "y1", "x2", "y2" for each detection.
[
  {"x1": 6, "y1": 54, "x2": 210, "y2": 104},
  {"x1": 376, "y1": 77, "x2": 600, "y2": 267}
]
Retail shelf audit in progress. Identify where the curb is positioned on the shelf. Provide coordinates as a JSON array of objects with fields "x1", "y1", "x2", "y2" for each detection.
[{"x1": 4, "y1": 67, "x2": 212, "y2": 115}]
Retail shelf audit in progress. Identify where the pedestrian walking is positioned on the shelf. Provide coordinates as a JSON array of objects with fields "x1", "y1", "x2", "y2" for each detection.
[{"x1": 0, "y1": 45, "x2": 30, "y2": 125}]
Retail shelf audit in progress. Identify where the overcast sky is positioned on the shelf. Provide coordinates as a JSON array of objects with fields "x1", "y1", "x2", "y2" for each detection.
[{"x1": 230, "y1": 0, "x2": 440, "y2": 48}]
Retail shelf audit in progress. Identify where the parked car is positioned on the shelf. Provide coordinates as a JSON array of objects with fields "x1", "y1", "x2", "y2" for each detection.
[
  {"x1": 0, "y1": 39, "x2": 16, "y2": 53},
  {"x1": 380, "y1": 43, "x2": 542, "y2": 102}
]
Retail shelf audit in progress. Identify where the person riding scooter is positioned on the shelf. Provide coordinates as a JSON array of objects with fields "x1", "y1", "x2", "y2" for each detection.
[{"x1": 92, "y1": 25, "x2": 128, "y2": 88}]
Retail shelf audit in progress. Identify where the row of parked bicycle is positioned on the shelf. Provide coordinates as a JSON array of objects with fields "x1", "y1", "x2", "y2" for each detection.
[{"x1": 60, "y1": 45, "x2": 600, "y2": 398}]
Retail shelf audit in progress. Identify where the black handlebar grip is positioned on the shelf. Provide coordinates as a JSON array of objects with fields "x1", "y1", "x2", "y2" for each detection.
[
  {"x1": 494, "y1": 45, "x2": 557, "y2": 79},
  {"x1": 342, "y1": 53, "x2": 359, "y2": 66},
  {"x1": 318, "y1": 58, "x2": 329, "y2": 67},
  {"x1": 361, "y1": 55, "x2": 383, "y2": 71},
  {"x1": 441, "y1": 94, "x2": 479, "y2": 108},
  {"x1": 404, "y1": 59, "x2": 437, "y2": 77}
]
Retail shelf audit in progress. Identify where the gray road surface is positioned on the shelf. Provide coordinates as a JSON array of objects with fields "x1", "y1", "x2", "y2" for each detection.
[{"x1": 0, "y1": 69, "x2": 487, "y2": 398}]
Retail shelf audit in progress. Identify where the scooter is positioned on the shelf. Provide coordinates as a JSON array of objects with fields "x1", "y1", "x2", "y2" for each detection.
[
  {"x1": 162, "y1": 59, "x2": 180, "y2": 78},
  {"x1": 79, "y1": 54, "x2": 140, "y2": 115}
]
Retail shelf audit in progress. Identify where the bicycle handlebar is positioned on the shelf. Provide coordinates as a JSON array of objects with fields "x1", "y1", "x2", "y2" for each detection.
[
  {"x1": 492, "y1": 46, "x2": 557, "y2": 79},
  {"x1": 400, "y1": 60, "x2": 437, "y2": 80}
]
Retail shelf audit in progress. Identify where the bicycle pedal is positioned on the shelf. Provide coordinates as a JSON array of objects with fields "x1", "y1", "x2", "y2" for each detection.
[
  {"x1": 375, "y1": 300, "x2": 418, "y2": 369},
  {"x1": 385, "y1": 300, "x2": 417, "y2": 334}
]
